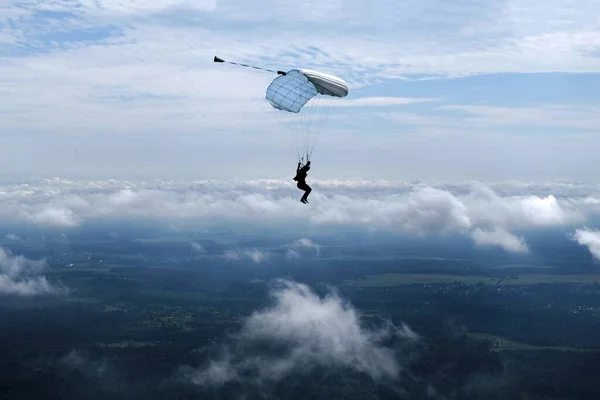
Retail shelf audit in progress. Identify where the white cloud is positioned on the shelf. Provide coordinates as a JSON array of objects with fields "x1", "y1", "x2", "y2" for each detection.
[
  {"x1": 332, "y1": 97, "x2": 440, "y2": 107},
  {"x1": 183, "y1": 279, "x2": 417, "y2": 386},
  {"x1": 572, "y1": 228, "x2": 600, "y2": 260},
  {"x1": 0, "y1": 247, "x2": 66, "y2": 296},
  {"x1": 436, "y1": 104, "x2": 600, "y2": 131},
  {"x1": 28, "y1": 206, "x2": 82, "y2": 228},
  {"x1": 79, "y1": 0, "x2": 217, "y2": 14},
  {"x1": 471, "y1": 228, "x2": 529, "y2": 253},
  {"x1": 59, "y1": 349, "x2": 111, "y2": 380},
  {"x1": 0, "y1": 178, "x2": 597, "y2": 253},
  {"x1": 190, "y1": 241, "x2": 204, "y2": 253},
  {"x1": 286, "y1": 238, "x2": 321, "y2": 259},
  {"x1": 224, "y1": 248, "x2": 269, "y2": 264},
  {"x1": 5, "y1": 233, "x2": 22, "y2": 241}
]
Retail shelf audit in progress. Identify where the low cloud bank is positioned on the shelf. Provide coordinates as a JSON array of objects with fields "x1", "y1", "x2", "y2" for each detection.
[{"x1": 1, "y1": 178, "x2": 599, "y2": 253}]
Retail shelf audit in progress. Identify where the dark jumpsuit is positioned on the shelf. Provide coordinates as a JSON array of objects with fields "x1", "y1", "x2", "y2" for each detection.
[{"x1": 294, "y1": 163, "x2": 312, "y2": 202}]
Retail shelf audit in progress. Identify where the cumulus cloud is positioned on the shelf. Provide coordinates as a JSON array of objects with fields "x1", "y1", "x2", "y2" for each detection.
[
  {"x1": 0, "y1": 178, "x2": 597, "y2": 253},
  {"x1": 28, "y1": 206, "x2": 82, "y2": 228},
  {"x1": 572, "y1": 228, "x2": 600, "y2": 260},
  {"x1": 183, "y1": 279, "x2": 417, "y2": 387},
  {"x1": 471, "y1": 228, "x2": 529, "y2": 253},
  {"x1": 286, "y1": 238, "x2": 321, "y2": 259},
  {"x1": 0, "y1": 247, "x2": 65, "y2": 296}
]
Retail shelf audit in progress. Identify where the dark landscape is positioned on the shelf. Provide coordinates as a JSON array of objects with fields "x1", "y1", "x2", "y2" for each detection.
[{"x1": 1, "y1": 222, "x2": 599, "y2": 399}]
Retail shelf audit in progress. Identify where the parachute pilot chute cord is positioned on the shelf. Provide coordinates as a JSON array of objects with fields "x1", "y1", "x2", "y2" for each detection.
[{"x1": 213, "y1": 56, "x2": 287, "y2": 76}]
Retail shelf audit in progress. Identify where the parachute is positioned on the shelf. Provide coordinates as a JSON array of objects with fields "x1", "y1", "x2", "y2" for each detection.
[
  {"x1": 213, "y1": 56, "x2": 349, "y2": 162},
  {"x1": 265, "y1": 69, "x2": 349, "y2": 162}
]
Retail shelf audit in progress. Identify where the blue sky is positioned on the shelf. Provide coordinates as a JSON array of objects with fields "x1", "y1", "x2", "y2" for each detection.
[{"x1": 1, "y1": 0, "x2": 600, "y2": 181}]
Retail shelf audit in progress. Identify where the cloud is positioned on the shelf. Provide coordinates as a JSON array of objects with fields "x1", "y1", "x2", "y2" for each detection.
[
  {"x1": 79, "y1": 0, "x2": 218, "y2": 14},
  {"x1": 183, "y1": 279, "x2": 417, "y2": 387},
  {"x1": 332, "y1": 97, "x2": 440, "y2": 107},
  {"x1": 0, "y1": 247, "x2": 65, "y2": 296},
  {"x1": 0, "y1": 178, "x2": 598, "y2": 253},
  {"x1": 60, "y1": 350, "x2": 109, "y2": 379},
  {"x1": 28, "y1": 206, "x2": 82, "y2": 228},
  {"x1": 5, "y1": 233, "x2": 22, "y2": 241},
  {"x1": 572, "y1": 228, "x2": 600, "y2": 260},
  {"x1": 57, "y1": 349, "x2": 124, "y2": 395},
  {"x1": 471, "y1": 228, "x2": 529, "y2": 253},
  {"x1": 190, "y1": 241, "x2": 205, "y2": 253},
  {"x1": 224, "y1": 248, "x2": 270, "y2": 264},
  {"x1": 436, "y1": 104, "x2": 600, "y2": 131},
  {"x1": 286, "y1": 238, "x2": 321, "y2": 259}
]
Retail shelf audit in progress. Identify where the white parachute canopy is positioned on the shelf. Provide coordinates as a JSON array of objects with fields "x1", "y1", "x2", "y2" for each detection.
[{"x1": 265, "y1": 69, "x2": 349, "y2": 162}]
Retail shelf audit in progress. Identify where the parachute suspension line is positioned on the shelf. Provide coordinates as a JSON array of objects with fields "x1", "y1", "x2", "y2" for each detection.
[
  {"x1": 296, "y1": 95, "x2": 334, "y2": 162},
  {"x1": 274, "y1": 95, "x2": 335, "y2": 163},
  {"x1": 276, "y1": 105, "x2": 303, "y2": 161},
  {"x1": 306, "y1": 95, "x2": 334, "y2": 160},
  {"x1": 265, "y1": 68, "x2": 348, "y2": 164}
]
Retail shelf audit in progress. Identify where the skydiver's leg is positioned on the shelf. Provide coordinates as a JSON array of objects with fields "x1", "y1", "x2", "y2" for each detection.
[
  {"x1": 301, "y1": 184, "x2": 312, "y2": 203},
  {"x1": 298, "y1": 182, "x2": 308, "y2": 203}
]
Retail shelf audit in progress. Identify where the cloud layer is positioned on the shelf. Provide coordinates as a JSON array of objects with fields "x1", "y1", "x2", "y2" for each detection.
[
  {"x1": 3, "y1": 178, "x2": 600, "y2": 253},
  {"x1": 183, "y1": 279, "x2": 417, "y2": 387}
]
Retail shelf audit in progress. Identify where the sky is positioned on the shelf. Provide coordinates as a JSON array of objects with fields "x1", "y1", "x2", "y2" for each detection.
[{"x1": 1, "y1": 0, "x2": 600, "y2": 181}]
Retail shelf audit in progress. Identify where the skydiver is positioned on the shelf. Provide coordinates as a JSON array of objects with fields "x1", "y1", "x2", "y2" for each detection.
[{"x1": 293, "y1": 160, "x2": 312, "y2": 204}]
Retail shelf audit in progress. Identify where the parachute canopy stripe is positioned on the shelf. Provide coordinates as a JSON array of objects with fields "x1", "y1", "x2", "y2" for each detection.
[{"x1": 266, "y1": 69, "x2": 349, "y2": 113}]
